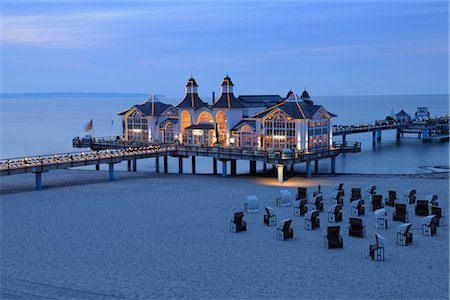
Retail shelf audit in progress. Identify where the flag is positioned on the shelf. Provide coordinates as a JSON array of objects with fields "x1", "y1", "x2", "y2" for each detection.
[{"x1": 84, "y1": 119, "x2": 93, "y2": 132}]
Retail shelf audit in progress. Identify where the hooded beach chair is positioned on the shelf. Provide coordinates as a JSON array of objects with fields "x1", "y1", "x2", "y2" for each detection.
[
  {"x1": 277, "y1": 219, "x2": 294, "y2": 240},
  {"x1": 365, "y1": 185, "x2": 377, "y2": 201},
  {"x1": 264, "y1": 206, "x2": 277, "y2": 226},
  {"x1": 304, "y1": 210, "x2": 320, "y2": 230},
  {"x1": 385, "y1": 191, "x2": 398, "y2": 207},
  {"x1": 230, "y1": 211, "x2": 247, "y2": 233},
  {"x1": 328, "y1": 204, "x2": 343, "y2": 223},
  {"x1": 415, "y1": 200, "x2": 429, "y2": 216},
  {"x1": 334, "y1": 183, "x2": 344, "y2": 196},
  {"x1": 369, "y1": 234, "x2": 385, "y2": 261},
  {"x1": 397, "y1": 223, "x2": 413, "y2": 246},
  {"x1": 313, "y1": 185, "x2": 322, "y2": 197},
  {"x1": 422, "y1": 215, "x2": 438, "y2": 236},
  {"x1": 294, "y1": 199, "x2": 308, "y2": 217},
  {"x1": 296, "y1": 187, "x2": 308, "y2": 201},
  {"x1": 431, "y1": 206, "x2": 444, "y2": 226},
  {"x1": 351, "y1": 199, "x2": 365, "y2": 216},
  {"x1": 393, "y1": 203, "x2": 409, "y2": 223},
  {"x1": 324, "y1": 226, "x2": 343, "y2": 249},
  {"x1": 309, "y1": 195, "x2": 324, "y2": 212},
  {"x1": 331, "y1": 190, "x2": 344, "y2": 206},
  {"x1": 374, "y1": 208, "x2": 388, "y2": 229},
  {"x1": 349, "y1": 217, "x2": 366, "y2": 238},
  {"x1": 403, "y1": 189, "x2": 416, "y2": 204},
  {"x1": 426, "y1": 194, "x2": 438, "y2": 207},
  {"x1": 350, "y1": 188, "x2": 362, "y2": 203},
  {"x1": 371, "y1": 194, "x2": 384, "y2": 212},
  {"x1": 244, "y1": 195, "x2": 259, "y2": 213},
  {"x1": 277, "y1": 189, "x2": 292, "y2": 207}
]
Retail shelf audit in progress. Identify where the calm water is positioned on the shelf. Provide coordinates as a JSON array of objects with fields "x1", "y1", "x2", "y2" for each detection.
[{"x1": 0, "y1": 93, "x2": 448, "y2": 174}]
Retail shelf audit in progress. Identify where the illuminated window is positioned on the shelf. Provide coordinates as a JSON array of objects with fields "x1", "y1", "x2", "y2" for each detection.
[
  {"x1": 181, "y1": 110, "x2": 191, "y2": 134},
  {"x1": 163, "y1": 123, "x2": 174, "y2": 142},
  {"x1": 126, "y1": 111, "x2": 149, "y2": 141},
  {"x1": 216, "y1": 111, "x2": 227, "y2": 144},
  {"x1": 308, "y1": 118, "x2": 330, "y2": 150},
  {"x1": 263, "y1": 111, "x2": 295, "y2": 149},
  {"x1": 197, "y1": 111, "x2": 213, "y2": 124}
]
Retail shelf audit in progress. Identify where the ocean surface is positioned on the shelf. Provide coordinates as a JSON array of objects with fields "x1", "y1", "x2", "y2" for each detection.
[{"x1": 0, "y1": 93, "x2": 448, "y2": 174}]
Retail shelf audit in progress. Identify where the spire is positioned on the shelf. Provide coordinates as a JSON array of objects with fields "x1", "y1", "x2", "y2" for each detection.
[
  {"x1": 301, "y1": 90, "x2": 313, "y2": 104},
  {"x1": 221, "y1": 75, "x2": 234, "y2": 94},
  {"x1": 186, "y1": 77, "x2": 198, "y2": 94}
]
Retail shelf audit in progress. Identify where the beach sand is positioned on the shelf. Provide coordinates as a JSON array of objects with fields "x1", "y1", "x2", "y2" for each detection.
[{"x1": 1, "y1": 169, "x2": 449, "y2": 299}]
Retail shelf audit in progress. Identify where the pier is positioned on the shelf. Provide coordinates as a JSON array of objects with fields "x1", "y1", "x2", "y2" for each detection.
[
  {"x1": 333, "y1": 115, "x2": 449, "y2": 144},
  {"x1": 0, "y1": 142, "x2": 360, "y2": 190}
]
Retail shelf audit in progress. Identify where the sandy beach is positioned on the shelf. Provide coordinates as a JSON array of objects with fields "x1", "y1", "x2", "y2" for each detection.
[{"x1": 1, "y1": 169, "x2": 449, "y2": 299}]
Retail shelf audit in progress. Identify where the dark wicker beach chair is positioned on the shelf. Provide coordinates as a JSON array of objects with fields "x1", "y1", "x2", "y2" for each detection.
[
  {"x1": 311, "y1": 195, "x2": 324, "y2": 212},
  {"x1": 296, "y1": 187, "x2": 308, "y2": 201},
  {"x1": 334, "y1": 183, "x2": 344, "y2": 196},
  {"x1": 277, "y1": 219, "x2": 294, "y2": 240},
  {"x1": 324, "y1": 226, "x2": 343, "y2": 249},
  {"x1": 431, "y1": 206, "x2": 442, "y2": 226},
  {"x1": 328, "y1": 205, "x2": 343, "y2": 223},
  {"x1": 351, "y1": 199, "x2": 365, "y2": 216},
  {"x1": 230, "y1": 211, "x2": 247, "y2": 233},
  {"x1": 365, "y1": 185, "x2": 376, "y2": 200},
  {"x1": 397, "y1": 223, "x2": 413, "y2": 246},
  {"x1": 332, "y1": 190, "x2": 344, "y2": 206},
  {"x1": 393, "y1": 203, "x2": 409, "y2": 223},
  {"x1": 350, "y1": 188, "x2": 362, "y2": 202},
  {"x1": 370, "y1": 234, "x2": 385, "y2": 261},
  {"x1": 294, "y1": 199, "x2": 308, "y2": 216},
  {"x1": 422, "y1": 215, "x2": 438, "y2": 236},
  {"x1": 349, "y1": 217, "x2": 366, "y2": 238},
  {"x1": 372, "y1": 195, "x2": 384, "y2": 212},
  {"x1": 264, "y1": 206, "x2": 276, "y2": 226},
  {"x1": 427, "y1": 195, "x2": 439, "y2": 207},
  {"x1": 415, "y1": 200, "x2": 429, "y2": 216},
  {"x1": 385, "y1": 191, "x2": 398, "y2": 207},
  {"x1": 305, "y1": 210, "x2": 320, "y2": 230},
  {"x1": 313, "y1": 185, "x2": 322, "y2": 197},
  {"x1": 404, "y1": 189, "x2": 416, "y2": 204}
]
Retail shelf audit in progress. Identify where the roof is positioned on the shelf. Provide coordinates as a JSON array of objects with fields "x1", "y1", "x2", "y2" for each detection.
[
  {"x1": 118, "y1": 98, "x2": 173, "y2": 117},
  {"x1": 395, "y1": 110, "x2": 410, "y2": 117},
  {"x1": 185, "y1": 123, "x2": 215, "y2": 130},
  {"x1": 221, "y1": 75, "x2": 234, "y2": 86},
  {"x1": 210, "y1": 92, "x2": 245, "y2": 109},
  {"x1": 159, "y1": 118, "x2": 179, "y2": 128},
  {"x1": 186, "y1": 77, "x2": 198, "y2": 87},
  {"x1": 301, "y1": 90, "x2": 311, "y2": 99},
  {"x1": 176, "y1": 93, "x2": 207, "y2": 109},
  {"x1": 252, "y1": 101, "x2": 334, "y2": 119},
  {"x1": 237, "y1": 95, "x2": 284, "y2": 108},
  {"x1": 231, "y1": 120, "x2": 256, "y2": 132}
]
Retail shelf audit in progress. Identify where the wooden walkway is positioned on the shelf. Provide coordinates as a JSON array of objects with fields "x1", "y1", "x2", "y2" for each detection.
[{"x1": 0, "y1": 142, "x2": 360, "y2": 189}]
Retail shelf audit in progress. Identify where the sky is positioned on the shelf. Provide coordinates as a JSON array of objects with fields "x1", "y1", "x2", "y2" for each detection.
[{"x1": 0, "y1": 1, "x2": 448, "y2": 97}]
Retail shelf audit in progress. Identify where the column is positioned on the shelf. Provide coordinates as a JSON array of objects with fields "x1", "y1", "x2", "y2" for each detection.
[
  {"x1": 178, "y1": 157, "x2": 183, "y2": 174},
  {"x1": 290, "y1": 164, "x2": 294, "y2": 172},
  {"x1": 231, "y1": 160, "x2": 237, "y2": 176},
  {"x1": 396, "y1": 128, "x2": 401, "y2": 141},
  {"x1": 156, "y1": 155, "x2": 160, "y2": 173},
  {"x1": 277, "y1": 165, "x2": 284, "y2": 183},
  {"x1": 314, "y1": 160, "x2": 318, "y2": 173},
  {"x1": 35, "y1": 172, "x2": 43, "y2": 190},
  {"x1": 249, "y1": 161, "x2": 256, "y2": 175},
  {"x1": 132, "y1": 159, "x2": 137, "y2": 172},
  {"x1": 127, "y1": 160, "x2": 131, "y2": 172},
  {"x1": 109, "y1": 163, "x2": 115, "y2": 181},
  {"x1": 331, "y1": 157, "x2": 336, "y2": 175},
  {"x1": 263, "y1": 163, "x2": 267, "y2": 173},
  {"x1": 376, "y1": 130, "x2": 382, "y2": 141},
  {"x1": 306, "y1": 161, "x2": 312, "y2": 178},
  {"x1": 95, "y1": 163, "x2": 100, "y2": 171},
  {"x1": 191, "y1": 156, "x2": 196, "y2": 174},
  {"x1": 164, "y1": 155, "x2": 168, "y2": 173},
  {"x1": 422, "y1": 129, "x2": 429, "y2": 142},
  {"x1": 222, "y1": 160, "x2": 227, "y2": 178},
  {"x1": 213, "y1": 158, "x2": 217, "y2": 175},
  {"x1": 372, "y1": 131, "x2": 376, "y2": 146},
  {"x1": 342, "y1": 135, "x2": 347, "y2": 145}
]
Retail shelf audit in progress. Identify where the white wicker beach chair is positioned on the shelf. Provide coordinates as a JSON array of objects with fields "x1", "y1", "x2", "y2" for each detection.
[
  {"x1": 244, "y1": 195, "x2": 259, "y2": 213},
  {"x1": 374, "y1": 208, "x2": 388, "y2": 229},
  {"x1": 277, "y1": 189, "x2": 292, "y2": 207}
]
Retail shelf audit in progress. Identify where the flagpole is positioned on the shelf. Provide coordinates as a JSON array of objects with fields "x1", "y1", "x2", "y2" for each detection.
[{"x1": 91, "y1": 119, "x2": 94, "y2": 137}]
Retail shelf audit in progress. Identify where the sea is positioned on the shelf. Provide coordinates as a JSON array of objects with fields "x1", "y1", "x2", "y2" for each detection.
[{"x1": 0, "y1": 93, "x2": 448, "y2": 174}]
